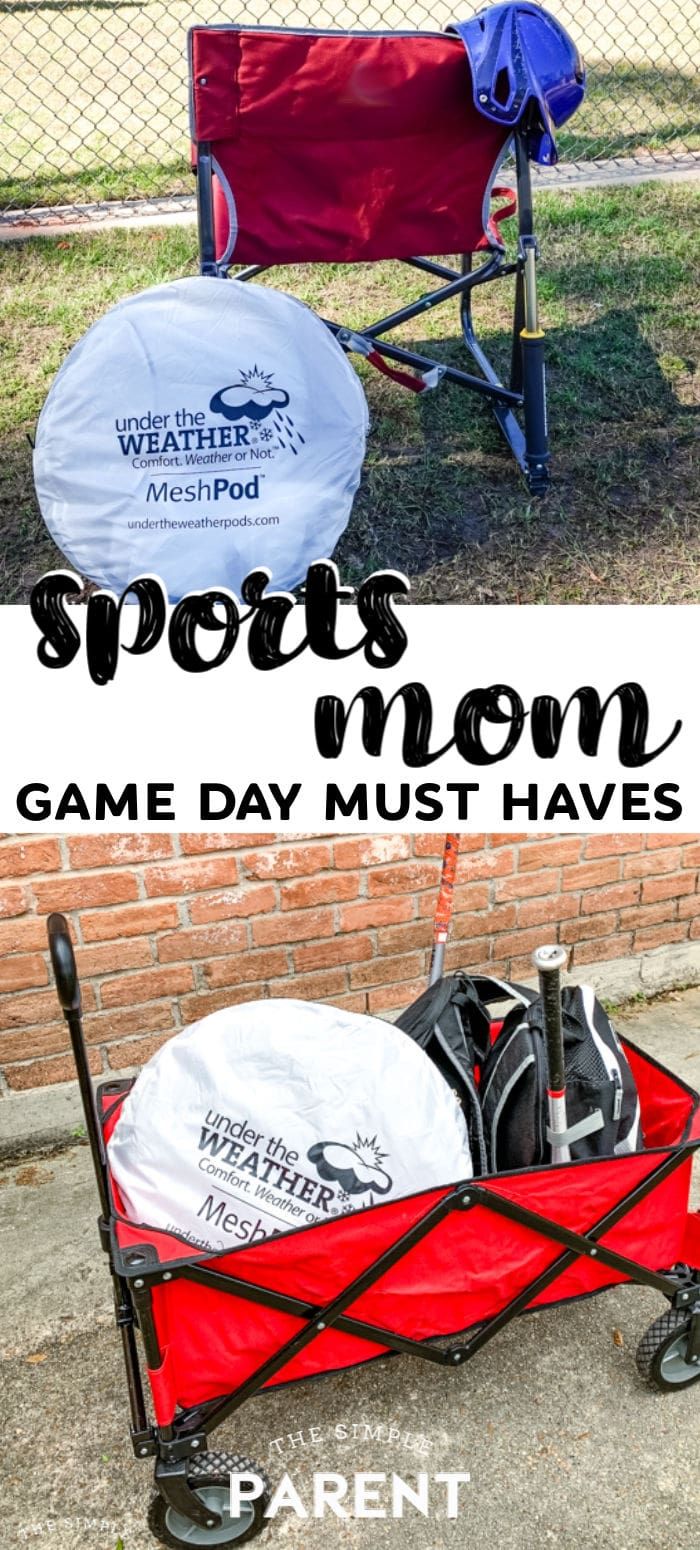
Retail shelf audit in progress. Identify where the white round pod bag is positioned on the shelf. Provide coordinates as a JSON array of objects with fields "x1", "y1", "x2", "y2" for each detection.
[
  {"x1": 107, "y1": 998, "x2": 473, "y2": 1253},
  {"x1": 33, "y1": 277, "x2": 368, "y2": 601}
]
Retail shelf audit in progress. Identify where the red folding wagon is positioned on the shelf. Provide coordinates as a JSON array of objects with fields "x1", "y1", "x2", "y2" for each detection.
[
  {"x1": 46, "y1": 913, "x2": 700, "y2": 1547},
  {"x1": 188, "y1": 10, "x2": 586, "y2": 497}
]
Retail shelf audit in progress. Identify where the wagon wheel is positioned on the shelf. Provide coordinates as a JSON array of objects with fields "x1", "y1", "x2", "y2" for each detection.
[
  {"x1": 636, "y1": 1307, "x2": 700, "y2": 1393},
  {"x1": 149, "y1": 1450, "x2": 270, "y2": 1547}
]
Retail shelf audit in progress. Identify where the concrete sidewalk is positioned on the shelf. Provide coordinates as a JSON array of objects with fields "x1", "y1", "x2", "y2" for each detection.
[
  {"x1": 2, "y1": 154, "x2": 700, "y2": 244},
  {"x1": 2, "y1": 989, "x2": 700, "y2": 1550}
]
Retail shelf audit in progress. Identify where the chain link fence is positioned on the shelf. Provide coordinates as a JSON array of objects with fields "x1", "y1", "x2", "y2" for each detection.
[{"x1": 1, "y1": 0, "x2": 699, "y2": 222}]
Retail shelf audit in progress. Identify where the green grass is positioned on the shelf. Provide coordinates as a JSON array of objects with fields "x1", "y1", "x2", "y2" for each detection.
[
  {"x1": 0, "y1": 156, "x2": 192, "y2": 215},
  {"x1": 1, "y1": 181, "x2": 699, "y2": 603}
]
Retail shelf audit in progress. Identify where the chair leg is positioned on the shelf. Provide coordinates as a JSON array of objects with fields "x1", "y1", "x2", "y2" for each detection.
[
  {"x1": 519, "y1": 239, "x2": 550, "y2": 496},
  {"x1": 460, "y1": 255, "x2": 529, "y2": 481},
  {"x1": 510, "y1": 261, "x2": 525, "y2": 395}
]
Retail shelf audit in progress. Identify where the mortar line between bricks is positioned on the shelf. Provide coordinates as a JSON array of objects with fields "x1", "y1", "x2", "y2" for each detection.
[
  {"x1": 2, "y1": 838, "x2": 699, "y2": 1083},
  {"x1": 3, "y1": 846, "x2": 285, "y2": 889},
  {"x1": 0, "y1": 981, "x2": 204, "y2": 1041}
]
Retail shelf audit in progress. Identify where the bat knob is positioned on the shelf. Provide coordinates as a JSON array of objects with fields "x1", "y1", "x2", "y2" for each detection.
[{"x1": 532, "y1": 944, "x2": 568, "y2": 975}]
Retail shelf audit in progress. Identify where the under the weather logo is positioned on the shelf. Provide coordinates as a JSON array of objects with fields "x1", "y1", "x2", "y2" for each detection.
[
  {"x1": 210, "y1": 367, "x2": 305, "y2": 454},
  {"x1": 307, "y1": 1134, "x2": 393, "y2": 1205}
]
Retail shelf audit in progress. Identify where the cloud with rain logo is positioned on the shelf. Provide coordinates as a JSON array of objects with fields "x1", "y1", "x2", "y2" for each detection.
[
  {"x1": 210, "y1": 367, "x2": 305, "y2": 454},
  {"x1": 307, "y1": 1134, "x2": 393, "y2": 1211}
]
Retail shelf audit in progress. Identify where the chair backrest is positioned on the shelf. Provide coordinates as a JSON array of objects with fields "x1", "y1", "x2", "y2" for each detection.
[{"x1": 189, "y1": 26, "x2": 513, "y2": 267}]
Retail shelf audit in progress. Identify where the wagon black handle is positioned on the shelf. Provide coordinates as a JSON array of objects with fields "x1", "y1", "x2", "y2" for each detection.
[
  {"x1": 47, "y1": 912, "x2": 81, "y2": 1011},
  {"x1": 46, "y1": 912, "x2": 110, "y2": 1219}
]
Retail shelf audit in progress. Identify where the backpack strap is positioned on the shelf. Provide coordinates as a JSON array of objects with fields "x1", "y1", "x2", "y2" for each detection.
[
  {"x1": 394, "y1": 975, "x2": 459, "y2": 1042},
  {"x1": 396, "y1": 973, "x2": 489, "y2": 1174},
  {"x1": 469, "y1": 974, "x2": 537, "y2": 1007},
  {"x1": 545, "y1": 1109, "x2": 605, "y2": 1148}
]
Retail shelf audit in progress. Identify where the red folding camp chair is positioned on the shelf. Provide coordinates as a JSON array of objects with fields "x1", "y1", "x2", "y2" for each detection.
[
  {"x1": 188, "y1": 25, "x2": 553, "y2": 495},
  {"x1": 47, "y1": 914, "x2": 700, "y2": 1548}
]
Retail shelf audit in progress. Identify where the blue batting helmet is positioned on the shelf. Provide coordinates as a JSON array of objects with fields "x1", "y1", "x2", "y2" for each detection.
[{"x1": 449, "y1": 3, "x2": 586, "y2": 165}]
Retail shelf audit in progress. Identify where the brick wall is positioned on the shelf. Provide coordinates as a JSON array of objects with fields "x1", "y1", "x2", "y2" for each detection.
[{"x1": 0, "y1": 832, "x2": 698, "y2": 1096}]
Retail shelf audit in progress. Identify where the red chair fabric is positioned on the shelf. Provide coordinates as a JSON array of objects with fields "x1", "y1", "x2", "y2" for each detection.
[{"x1": 189, "y1": 27, "x2": 513, "y2": 266}]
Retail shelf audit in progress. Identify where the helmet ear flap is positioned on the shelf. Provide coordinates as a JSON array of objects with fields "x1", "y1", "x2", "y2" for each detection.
[
  {"x1": 493, "y1": 65, "x2": 516, "y2": 111},
  {"x1": 447, "y1": 7, "x2": 530, "y2": 126}
]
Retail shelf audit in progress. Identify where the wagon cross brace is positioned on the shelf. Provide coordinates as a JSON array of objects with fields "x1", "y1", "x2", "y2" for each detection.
[{"x1": 120, "y1": 1140, "x2": 700, "y2": 1452}]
